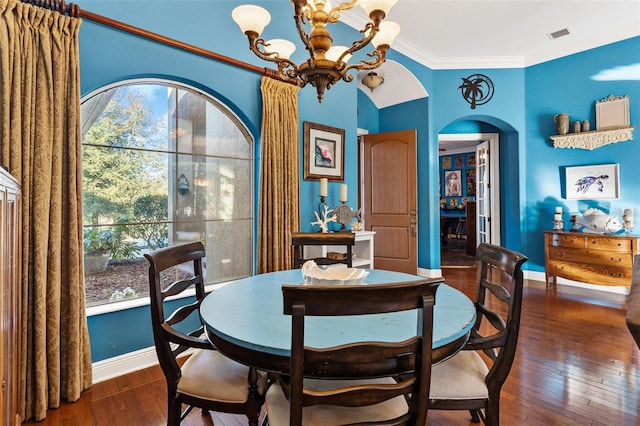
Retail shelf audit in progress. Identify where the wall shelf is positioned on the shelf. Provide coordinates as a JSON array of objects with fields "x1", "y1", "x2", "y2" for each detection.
[{"x1": 550, "y1": 126, "x2": 635, "y2": 150}]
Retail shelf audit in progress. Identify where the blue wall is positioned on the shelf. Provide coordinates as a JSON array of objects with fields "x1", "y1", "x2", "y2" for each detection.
[
  {"x1": 523, "y1": 37, "x2": 640, "y2": 271},
  {"x1": 75, "y1": 1, "x2": 640, "y2": 362}
]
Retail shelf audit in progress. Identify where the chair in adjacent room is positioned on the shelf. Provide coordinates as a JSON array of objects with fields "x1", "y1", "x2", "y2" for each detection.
[
  {"x1": 145, "y1": 241, "x2": 268, "y2": 426},
  {"x1": 429, "y1": 243, "x2": 528, "y2": 426},
  {"x1": 265, "y1": 278, "x2": 440, "y2": 426},
  {"x1": 291, "y1": 231, "x2": 355, "y2": 267}
]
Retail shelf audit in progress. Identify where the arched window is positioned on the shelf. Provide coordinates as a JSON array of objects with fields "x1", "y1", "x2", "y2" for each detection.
[{"x1": 81, "y1": 80, "x2": 253, "y2": 308}]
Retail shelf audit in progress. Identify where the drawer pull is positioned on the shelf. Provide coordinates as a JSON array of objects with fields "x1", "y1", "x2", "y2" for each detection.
[{"x1": 610, "y1": 257, "x2": 623, "y2": 262}]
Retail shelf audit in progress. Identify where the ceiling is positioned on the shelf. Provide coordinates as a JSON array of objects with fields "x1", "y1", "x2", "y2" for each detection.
[
  {"x1": 343, "y1": 0, "x2": 640, "y2": 150},
  {"x1": 344, "y1": 0, "x2": 640, "y2": 70}
]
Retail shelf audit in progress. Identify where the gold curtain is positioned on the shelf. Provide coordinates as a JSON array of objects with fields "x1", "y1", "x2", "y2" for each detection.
[
  {"x1": 0, "y1": 0, "x2": 91, "y2": 421},
  {"x1": 258, "y1": 77, "x2": 300, "y2": 273}
]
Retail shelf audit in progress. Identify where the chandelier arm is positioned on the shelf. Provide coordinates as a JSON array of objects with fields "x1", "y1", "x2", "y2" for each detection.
[
  {"x1": 249, "y1": 38, "x2": 300, "y2": 77},
  {"x1": 293, "y1": 3, "x2": 315, "y2": 62},
  {"x1": 327, "y1": 0, "x2": 359, "y2": 23},
  {"x1": 340, "y1": 49, "x2": 386, "y2": 81},
  {"x1": 336, "y1": 23, "x2": 379, "y2": 63}
]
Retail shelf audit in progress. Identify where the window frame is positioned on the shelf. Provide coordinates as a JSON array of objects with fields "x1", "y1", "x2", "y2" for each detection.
[{"x1": 81, "y1": 78, "x2": 255, "y2": 316}]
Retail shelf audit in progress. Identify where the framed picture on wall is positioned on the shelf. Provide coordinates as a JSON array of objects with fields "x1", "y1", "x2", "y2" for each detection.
[
  {"x1": 565, "y1": 163, "x2": 620, "y2": 200},
  {"x1": 467, "y1": 154, "x2": 476, "y2": 167},
  {"x1": 444, "y1": 170, "x2": 462, "y2": 196},
  {"x1": 455, "y1": 155, "x2": 464, "y2": 168},
  {"x1": 442, "y1": 156, "x2": 452, "y2": 169},
  {"x1": 303, "y1": 121, "x2": 345, "y2": 181},
  {"x1": 466, "y1": 169, "x2": 476, "y2": 196}
]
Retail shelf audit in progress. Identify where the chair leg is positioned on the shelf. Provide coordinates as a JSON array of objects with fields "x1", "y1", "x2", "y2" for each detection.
[
  {"x1": 485, "y1": 397, "x2": 500, "y2": 426},
  {"x1": 470, "y1": 409, "x2": 481, "y2": 423},
  {"x1": 167, "y1": 397, "x2": 181, "y2": 426},
  {"x1": 246, "y1": 367, "x2": 263, "y2": 426}
]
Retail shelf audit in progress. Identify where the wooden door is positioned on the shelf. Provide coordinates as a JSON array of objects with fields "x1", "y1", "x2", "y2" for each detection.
[{"x1": 362, "y1": 130, "x2": 417, "y2": 273}]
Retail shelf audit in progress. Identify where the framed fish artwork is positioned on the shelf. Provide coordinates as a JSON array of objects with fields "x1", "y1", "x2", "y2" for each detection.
[{"x1": 565, "y1": 163, "x2": 620, "y2": 200}]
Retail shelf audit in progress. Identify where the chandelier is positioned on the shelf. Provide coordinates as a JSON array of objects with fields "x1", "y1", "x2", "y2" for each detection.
[{"x1": 231, "y1": 0, "x2": 401, "y2": 102}]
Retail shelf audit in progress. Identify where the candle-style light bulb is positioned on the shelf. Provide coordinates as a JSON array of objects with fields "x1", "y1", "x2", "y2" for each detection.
[
  {"x1": 319, "y1": 178, "x2": 328, "y2": 197},
  {"x1": 340, "y1": 184, "x2": 348, "y2": 202}
]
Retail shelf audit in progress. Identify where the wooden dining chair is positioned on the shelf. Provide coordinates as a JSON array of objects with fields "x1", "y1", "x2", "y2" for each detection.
[
  {"x1": 145, "y1": 242, "x2": 268, "y2": 426},
  {"x1": 291, "y1": 231, "x2": 356, "y2": 268},
  {"x1": 264, "y1": 278, "x2": 441, "y2": 426},
  {"x1": 429, "y1": 243, "x2": 528, "y2": 426}
]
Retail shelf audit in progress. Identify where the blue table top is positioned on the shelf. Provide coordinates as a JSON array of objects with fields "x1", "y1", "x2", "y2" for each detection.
[{"x1": 200, "y1": 269, "x2": 476, "y2": 359}]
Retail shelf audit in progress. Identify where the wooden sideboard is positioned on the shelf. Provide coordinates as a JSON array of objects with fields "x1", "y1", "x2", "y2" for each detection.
[{"x1": 544, "y1": 230, "x2": 639, "y2": 289}]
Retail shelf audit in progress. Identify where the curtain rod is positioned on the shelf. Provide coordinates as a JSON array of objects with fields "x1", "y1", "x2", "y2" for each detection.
[{"x1": 19, "y1": 0, "x2": 295, "y2": 85}]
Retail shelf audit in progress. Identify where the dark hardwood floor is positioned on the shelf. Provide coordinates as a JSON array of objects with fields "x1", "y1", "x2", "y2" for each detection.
[{"x1": 23, "y1": 267, "x2": 639, "y2": 425}]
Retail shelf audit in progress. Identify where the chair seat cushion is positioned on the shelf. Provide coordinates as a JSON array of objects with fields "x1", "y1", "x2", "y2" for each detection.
[
  {"x1": 178, "y1": 349, "x2": 268, "y2": 402},
  {"x1": 430, "y1": 350, "x2": 489, "y2": 400},
  {"x1": 265, "y1": 377, "x2": 409, "y2": 426}
]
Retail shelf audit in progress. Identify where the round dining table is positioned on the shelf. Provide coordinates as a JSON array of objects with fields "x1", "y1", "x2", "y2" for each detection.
[{"x1": 200, "y1": 269, "x2": 476, "y2": 374}]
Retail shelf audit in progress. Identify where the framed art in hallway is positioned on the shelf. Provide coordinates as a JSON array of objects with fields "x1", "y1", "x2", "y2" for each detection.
[
  {"x1": 565, "y1": 163, "x2": 620, "y2": 200},
  {"x1": 303, "y1": 121, "x2": 344, "y2": 181},
  {"x1": 444, "y1": 170, "x2": 462, "y2": 196}
]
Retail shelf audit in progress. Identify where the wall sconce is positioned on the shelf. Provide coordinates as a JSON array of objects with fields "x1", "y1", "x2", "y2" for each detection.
[
  {"x1": 178, "y1": 174, "x2": 190, "y2": 195},
  {"x1": 362, "y1": 72, "x2": 384, "y2": 91}
]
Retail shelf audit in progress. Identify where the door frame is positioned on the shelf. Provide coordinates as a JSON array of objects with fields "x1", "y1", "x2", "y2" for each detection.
[{"x1": 438, "y1": 133, "x2": 500, "y2": 246}]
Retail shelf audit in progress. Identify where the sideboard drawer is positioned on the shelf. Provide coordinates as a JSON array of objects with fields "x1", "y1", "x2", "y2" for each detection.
[
  {"x1": 549, "y1": 233, "x2": 586, "y2": 249},
  {"x1": 547, "y1": 260, "x2": 633, "y2": 287},
  {"x1": 587, "y1": 237, "x2": 632, "y2": 252},
  {"x1": 547, "y1": 247, "x2": 632, "y2": 268}
]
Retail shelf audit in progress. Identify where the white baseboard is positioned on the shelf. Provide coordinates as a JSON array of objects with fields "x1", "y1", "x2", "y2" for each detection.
[
  {"x1": 417, "y1": 267, "x2": 443, "y2": 278},
  {"x1": 92, "y1": 346, "x2": 198, "y2": 384},
  {"x1": 92, "y1": 346, "x2": 159, "y2": 384}
]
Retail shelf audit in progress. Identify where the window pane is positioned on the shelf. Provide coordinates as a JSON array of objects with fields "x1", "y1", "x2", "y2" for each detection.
[{"x1": 82, "y1": 81, "x2": 253, "y2": 308}]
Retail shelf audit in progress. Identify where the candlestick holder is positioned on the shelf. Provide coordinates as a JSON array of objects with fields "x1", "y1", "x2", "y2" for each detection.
[
  {"x1": 317, "y1": 195, "x2": 328, "y2": 222},
  {"x1": 553, "y1": 219, "x2": 564, "y2": 230},
  {"x1": 569, "y1": 213, "x2": 580, "y2": 232}
]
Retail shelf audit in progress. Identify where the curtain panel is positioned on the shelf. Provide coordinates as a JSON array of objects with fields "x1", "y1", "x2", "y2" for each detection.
[
  {"x1": 0, "y1": 0, "x2": 91, "y2": 421},
  {"x1": 258, "y1": 77, "x2": 300, "y2": 273}
]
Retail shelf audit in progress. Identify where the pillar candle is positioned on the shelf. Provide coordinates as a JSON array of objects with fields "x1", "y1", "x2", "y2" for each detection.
[
  {"x1": 555, "y1": 207, "x2": 563, "y2": 214},
  {"x1": 340, "y1": 184, "x2": 348, "y2": 202},
  {"x1": 319, "y1": 178, "x2": 328, "y2": 197},
  {"x1": 554, "y1": 213, "x2": 562, "y2": 221}
]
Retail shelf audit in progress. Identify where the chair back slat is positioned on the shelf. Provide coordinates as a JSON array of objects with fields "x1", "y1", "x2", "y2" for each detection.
[
  {"x1": 291, "y1": 232, "x2": 356, "y2": 268},
  {"x1": 162, "y1": 276, "x2": 201, "y2": 299},
  {"x1": 165, "y1": 300, "x2": 199, "y2": 326},
  {"x1": 282, "y1": 278, "x2": 441, "y2": 425},
  {"x1": 304, "y1": 338, "x2": 420, "y2": 378},
  {"x1": 304, "y1": 378, "x2": 416, "y2": 407}
]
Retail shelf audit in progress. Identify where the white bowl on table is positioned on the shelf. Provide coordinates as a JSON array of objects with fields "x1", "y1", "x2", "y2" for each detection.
[{"x1": 301, "y1": 260, "x2": 369, "y2": 285}]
